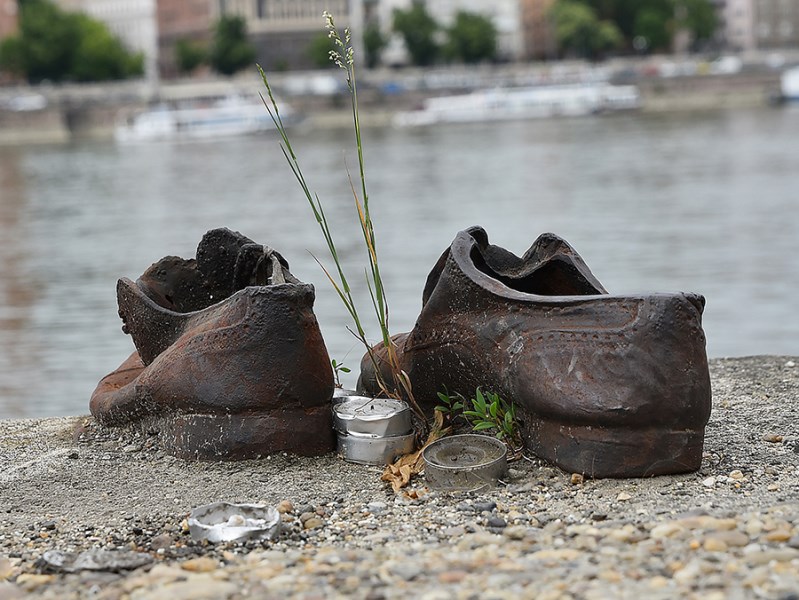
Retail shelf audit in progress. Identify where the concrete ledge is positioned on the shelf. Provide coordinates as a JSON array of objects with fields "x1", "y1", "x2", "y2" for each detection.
[{"x1": 1, "y1": 356, "x2": 797, "y2": 597}]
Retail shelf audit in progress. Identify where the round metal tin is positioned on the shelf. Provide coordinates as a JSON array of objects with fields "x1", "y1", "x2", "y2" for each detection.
[
  {"x1": 337, "y1": 431, "x2": 416, "y2": 466},
  {"x1": 423, "y1": 434, "x2": 508, "y2": 491},
  {"x1": 332, "y1": 396, "x2": 412, "y2": 438},
  {"x1": 332, "y1": 388, "x2": 358, "y2": 404},
  {"x1": 188, "y1": 502, "x2": 280, "y2": 543}
]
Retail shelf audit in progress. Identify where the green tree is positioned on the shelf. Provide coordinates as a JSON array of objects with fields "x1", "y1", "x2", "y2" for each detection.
[
  {"x1": 307, "y1": 32, "x2": 336, "y2": 69},
  {"x1": 209, "y1": 15, "x2": 256, "y2": 76},
  {"x1": 445, "y1": 11, "x2": 497, "y2": 64},
  {"x1": 363, "y1": 23, "x2": 388, "y2": 69},
  {"x1": 70, "y1": 14, "x2": 143, "y2": 81},
  {"x1": 549, "y1": 0, "x2": 623, "y2": 59},
  {"x1": 633, "y1": 5, "x2": 672, "y2": 51},
  {"x1": 0, "y1": 37, "x2": 25, "y2": 77},
  {"x1": 4, "y1": 0, "x2": 79, "y2": 82},
  {"x1": 392, "y1": 3, "x2": 440, "y2": 66},
  {"x1": 677, "y1": 0, "x2": 717, "y2": 45},
  {"x1": 175, "y1": 39, "x2": 207, "y2": 74},
  {"x1": 0, "y1": 0, "x2": 143, "y2": 83},
  {"x1": 581, "y1": 0, "x2": 715, "y2": 52}
]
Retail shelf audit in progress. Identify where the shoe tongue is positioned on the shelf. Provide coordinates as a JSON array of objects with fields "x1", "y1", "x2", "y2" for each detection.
[
  {"x1": 136, "y1": 256, "x2": 208, "y2": 313},
  {"x1": 195, "y1": 228, "x2": 257, "y2": 298}
]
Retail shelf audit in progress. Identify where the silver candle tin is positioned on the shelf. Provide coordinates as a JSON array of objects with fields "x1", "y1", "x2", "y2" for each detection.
[
  {"x1": 332, "y1": 396, "x2": 412, "y2": 438},
  {"x1": 332, "y1": 387, "x2": 357, "y2": 404},
  {"x1": 423, "y1": 434, "x2": 508, "y2": 491},
  {"x1": 337, "y1": 431, "x2": 416, "y2": 466}
]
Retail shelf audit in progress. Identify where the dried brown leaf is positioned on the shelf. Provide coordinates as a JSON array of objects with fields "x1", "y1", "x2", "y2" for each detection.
[{"x1": 381, "y1": 414, "x2": 449, "y2": 493}]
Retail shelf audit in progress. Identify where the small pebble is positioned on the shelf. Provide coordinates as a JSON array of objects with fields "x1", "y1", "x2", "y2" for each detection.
[
  {"x1": 150, "y1": 534, "x2": 173, "y2": 550},
  {"x1": 303, "y1": 517, "x2": 324, "y2": 530},
  {"x1": 765, "y1": 530, "x2": 792, "y2": 543},
  {"x1": 762, "y1": 434, "x2": 784, "y2": 443},
  {"x1": 367, "y1": 502, "x2": 387, "y2": 514},
  {"x1": 486, "y1": 517, "x2": 507, "y2": 529},
  {"x1": 181, "y1": 557, "x2": 217, "y2": 572}
]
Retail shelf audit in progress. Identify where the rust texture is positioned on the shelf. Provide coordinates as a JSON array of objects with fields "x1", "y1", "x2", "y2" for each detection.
[
  {"x1": 90, "y1": 228, "x2": 335, "y2": 459},
  {"x1": 358, "y1": 227, "x2": 712, "y2": 478}
]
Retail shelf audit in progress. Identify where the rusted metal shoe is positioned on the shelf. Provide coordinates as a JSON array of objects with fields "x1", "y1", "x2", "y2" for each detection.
[
  {"x1": 90, "y1": 228, "x2": 335, "y2": 459},
  {"x1": 358, "y1": 227, "x2": 711, "y2": 478}
]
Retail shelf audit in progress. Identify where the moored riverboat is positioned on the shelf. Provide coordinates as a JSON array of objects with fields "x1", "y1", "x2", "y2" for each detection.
[
  {"x1": 114, "y1": 94, "x2": 299, "y2": 143},
  {"x1": 393, "y1": 83, "x2": 641, "y2": 127},
  {"x1": 780, "y1": 66, "x2": 799, "y2": 102}
]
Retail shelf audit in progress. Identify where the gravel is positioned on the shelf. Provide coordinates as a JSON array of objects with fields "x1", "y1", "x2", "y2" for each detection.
[{"x1": 1, "y1": 356, "x2": 798, "y2": 599}]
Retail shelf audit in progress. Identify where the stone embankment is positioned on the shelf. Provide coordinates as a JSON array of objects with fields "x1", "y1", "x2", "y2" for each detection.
[
  {"x1": 0, "y1": 356, "x2": 798, "y2": 598},
  {"x1": 0, "y1": 67, "x2": 784, "y2": 145}
]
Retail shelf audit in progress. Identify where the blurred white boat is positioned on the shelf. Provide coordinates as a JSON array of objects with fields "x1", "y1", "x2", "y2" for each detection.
[
  {"x1": 115, "y1": 95, "x2": 298, "y2": 143},
  {"x1": 780, "y1": 67, "x2": 799, "y2": 102},
  {"x1": 394, "y1": 83, "x2": 640, "y2": 127}
]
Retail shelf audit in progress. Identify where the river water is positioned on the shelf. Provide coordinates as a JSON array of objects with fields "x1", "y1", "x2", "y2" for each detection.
[{"x1": 1, "y1": 106, "x2": 798, "y2": 418}]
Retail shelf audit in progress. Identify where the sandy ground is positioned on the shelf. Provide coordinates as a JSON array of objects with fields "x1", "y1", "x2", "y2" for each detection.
[{"x1": 1, "y1": 356, "x2": 797, "y2": 599}]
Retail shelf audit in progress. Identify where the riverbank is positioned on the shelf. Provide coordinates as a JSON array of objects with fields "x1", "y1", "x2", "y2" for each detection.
[
  {"x1": 1, "y1": 356, "x2": 797, "y2": 598},
  {"x1": 0, "y1": 67, "x2": 785, "y2": 145}
]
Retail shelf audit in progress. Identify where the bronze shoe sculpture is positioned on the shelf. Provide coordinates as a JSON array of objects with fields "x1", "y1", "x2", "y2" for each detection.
[
  {"x1": 358, "y1": 227, "x2": 711, "y2": 478},
  {"x1": 90, "y1": 228, "x2": 335, "y2": 459}
]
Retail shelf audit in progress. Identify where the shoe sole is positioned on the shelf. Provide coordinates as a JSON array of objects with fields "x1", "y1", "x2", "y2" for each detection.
[
  {"x1": 138, "y1": 407, "x2": 335, "y2": 460},
  {"x1": 524, "y1": 415, "x2": 705, "y2": 478}
]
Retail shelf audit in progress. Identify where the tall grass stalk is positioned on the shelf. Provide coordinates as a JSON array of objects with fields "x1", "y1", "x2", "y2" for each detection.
[{"x1": 257, "y1": 12, "x2": 422, "y2": 421}]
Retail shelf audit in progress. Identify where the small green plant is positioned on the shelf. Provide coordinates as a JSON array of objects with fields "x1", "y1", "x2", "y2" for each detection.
[
  {"x1": 436, "y1": 388, "x2": 522, "y2": 453},
  {"x1": 464, "y1": 388, "x2": 517, "y2": 442},
  {"x1": 331, "y1": 359, "x2": 351, "y2": 388},
  {"x1": 435, "y1": 389, "x2": 464, "y2": 417}
]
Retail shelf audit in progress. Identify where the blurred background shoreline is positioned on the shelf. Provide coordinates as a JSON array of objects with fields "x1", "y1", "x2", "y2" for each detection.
[{"x1": 0, "y1": 61, "x2": 793, "y2": 145}]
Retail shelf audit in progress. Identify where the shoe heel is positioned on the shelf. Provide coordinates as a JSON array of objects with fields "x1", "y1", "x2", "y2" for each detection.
[
  {"x1": 142, "y1": 408, "x2": 335, "y2": 460},
  {"x1": 523, "y1": 417, "x2": 705, "y2": 478}
]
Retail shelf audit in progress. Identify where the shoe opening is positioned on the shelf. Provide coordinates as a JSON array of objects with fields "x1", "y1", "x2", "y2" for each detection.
[{"x1": 470, "y1": 246, "x2": 603, "y2": 296}]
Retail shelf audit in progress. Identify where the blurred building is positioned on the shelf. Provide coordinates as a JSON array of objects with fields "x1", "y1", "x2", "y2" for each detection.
[
  {"x1": 216, "y1": 0, "x2": 353, "y2": 70},
  {"x1": 753, "y1": 0, "x2": 799, "y2": 49},
  {"x1": 157, "y1": 0, "x2": 212, "y2": 78},
  {"x1": 56, "y1": 0, "x2": 159, "y2": 81},
  {"x1": 720, "y1": 0, "x2": 755, "y2": 51},
  {"x1": 519, "y1": 0, "x2": 555, "y2": 60},
  {"x1": 715, "y1": 0, "x2": 799, "y2": 51},
  {"x1": 0, "y1": 0, "x2": 17, "y2": 40}
]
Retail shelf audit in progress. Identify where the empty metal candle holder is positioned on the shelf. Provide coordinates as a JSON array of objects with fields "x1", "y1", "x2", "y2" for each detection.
[{"x1": 423, "y1": 434, "x2": 508, "y2": 491}]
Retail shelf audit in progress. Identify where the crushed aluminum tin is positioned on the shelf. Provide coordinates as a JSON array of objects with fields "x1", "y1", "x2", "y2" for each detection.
[
  {"x1": 188, "y1": 502, "x2": 280, "y2": 543},
  {"x1": 337, "y1": 431, "x2": 416, "y2": 466},
  {"x1": 39, "y1": 549, "x2": 153, "y2": 573},
  {"x1": 423, "y1": 434, "x2": 508, "y2": 492},
  {"x1": 332, "y1": 396, "x2": 412, "y2": 437}
]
